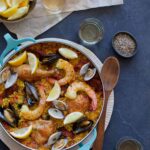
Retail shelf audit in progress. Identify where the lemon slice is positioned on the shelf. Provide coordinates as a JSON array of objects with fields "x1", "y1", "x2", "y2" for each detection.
[
  {"x1": 46, "y1": 81, "x2": 61, "y2": 102},
  {"x1": 1, "y1": 5, "x2": 18, "y2": 18},
  {"x1": 10, "y1": 125, "x2": 32, "y2": 139},
  {"x1": 8, "y1": 51, "x2": 27, "y2": 66},
  {"x1": 64, "y1": 112, "x2": 84, "y2": 125},
  {"x1": 0, "y1": 0, "x2": 7, "y2": 12},
  {"x1": 59, "y1": 48, "x2": 78, "y2": 59},
  {"x1": 27, "y1": 52, "x2": 39, "y2": 74},
  {"x1": 8, "y1": 6, "x2": 28, "y2": 20},
  {"x1": 5, "y1": 0, "x2": 12, "y2": 7}
]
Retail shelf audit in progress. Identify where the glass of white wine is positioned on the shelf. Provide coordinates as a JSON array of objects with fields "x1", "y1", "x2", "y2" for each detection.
[{"x1": 42, "y1": 0, "x2": 65, "y2": 14}]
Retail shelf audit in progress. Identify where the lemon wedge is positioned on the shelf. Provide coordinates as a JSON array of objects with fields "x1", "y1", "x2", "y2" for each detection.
[
  {"x1": 10, "y1": 125, "x2": 32, "y2": 139},
  {"x1": 27, "y1": 52, "x2": 39, "y2": 74},
  {"x1": 46, "y1": 81, "x2": 61, "y2": 102},
  {"x1": 0, "y1": 0, "x2": 7, "y2": 12},
  {"x1": 5, "y1": 0, "x2": 12, "y2": 7},
  {"x1": 59, "y1": 48, "x2": 78, "y2": 59},
  {"x1": 8, "y1": 51, "x2": 27, "y2": 66},
  {"x1": 1, "y1": 5, "x2": 18, "y2": 18},
  {"x1": 64, "y1": 112, "x2": 84, "y2": 125},
  {"x1": 8, "y1": 6, "x2": 28, "y2": 20}
]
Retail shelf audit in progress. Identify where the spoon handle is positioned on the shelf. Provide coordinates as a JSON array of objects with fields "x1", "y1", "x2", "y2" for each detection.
[{"x1": 92, "y1": 90, "x2": 111, "y2": 150}]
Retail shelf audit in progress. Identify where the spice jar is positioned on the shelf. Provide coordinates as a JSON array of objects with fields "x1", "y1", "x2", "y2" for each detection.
[{"x1": 112, "y1": 32, "x2": 137, "y2": 58}]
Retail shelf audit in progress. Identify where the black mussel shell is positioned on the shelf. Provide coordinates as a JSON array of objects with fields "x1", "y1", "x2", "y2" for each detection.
[
  {"x1": 27, "y1": 97, "x2": 36, "y2": 106},
  {"x1": 73, "y1": 117, "x2": 93, "y2": 134},
  {"x1": 41, "y1": 53, "x2": 61, "y2": 65},
  {"x1": 25, "y1": 82, "x2": 39, "y2": 101},
  {"x1": 0, "y1": 107, "x2": 17, "y2": 127}
]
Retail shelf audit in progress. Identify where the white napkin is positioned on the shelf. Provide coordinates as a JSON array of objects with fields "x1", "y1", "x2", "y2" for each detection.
[{"x1": 4, "y1": 0, "x2": 123, "y2": 38}]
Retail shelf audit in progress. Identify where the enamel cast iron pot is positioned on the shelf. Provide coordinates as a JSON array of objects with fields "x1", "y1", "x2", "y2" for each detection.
[{"x1": 0, "y1": 33, "x2": 106, "y2": 150}]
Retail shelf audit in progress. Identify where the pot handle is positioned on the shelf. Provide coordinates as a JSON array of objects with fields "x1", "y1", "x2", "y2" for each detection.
[
  {"x1": 0, "y1": 33, "x2": 36, "y2": 67},
  {"x1": 78, "y1": 128, "x2": 97, "y2": 150}
]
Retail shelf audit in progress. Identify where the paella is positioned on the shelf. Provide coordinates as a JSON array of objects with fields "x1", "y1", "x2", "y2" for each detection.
[{"x1": 0, "y1": 42, "x2": 103, "y2": 150}]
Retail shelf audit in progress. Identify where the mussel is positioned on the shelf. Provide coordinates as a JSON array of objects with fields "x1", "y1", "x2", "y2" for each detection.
[
  {"x1": 48, "y1": 108, "x2": 64, "y2": 119},
  {"x1": 25, "y1": 82, "x2": 39, "y2": 106},
  {"x1": 52, "y1": 138, "x2": 68, "y2": 150},
  {"x1": 0, "y1": 107, "x2": 17, "y2": 127},
  {"x1": 73, "y1": 117, "x2": 93, "y2": 134},
  {"x1": 52, "y1": 100, "x2": 68, "y2": 111},
  {"x1": 80, "y1": 63, "x2": 96, "y2": 81},
  {"x1": 41, "y1": 53, "x2": 61, "y2": 65}
]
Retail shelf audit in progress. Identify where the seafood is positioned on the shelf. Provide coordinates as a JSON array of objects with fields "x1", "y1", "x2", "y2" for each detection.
[
  {"x1": 80, "y1": 63, "x2": 90, "y2": 76},
  {"x1": 13, "y1": 64, "x2": 54, "y2": 82},
  {"x1": 0, "y1": 42, "x2": 103, "y2": 150},
  {"x1": 5, "y1": 73, "x2": 18, "y2": 89},
  {"x1": 41, "y1": 53, "x2": 61, "y2": 65},
  {"x1": 47, "y1": 132, "x2": 62, "y2": 146},
  {"x1": 25, "y1": 82, "x2": 39, "y2": 106},
  {"x1": 48, "y1": 108, "x2": 64, "y2": 119},
  {"x1": 0, "y1": 66, "x2": 18, "y2": 89},
  {"x1": 84, "y1": 68, "x2": 96, "y2": 81},
  {"x1": 65, "y1": 81, "x2": 98, "y2": 111},
  {"x1": 73, "y1": 117, "x2": 93, "y2": 134},
  {"x1": 67, "y1": 94, "x2": 90, "y2": 113},
  {"x1": 0, "y1": 107, "x2": 16, "y2": 127},
  {"x1": 3, "y1": 109, "x2": 17, "y2": 126},
  {"x1": 52, "y1": 100, "x2": 68, "y2": 111},
  {"x1": 55, "y1": 59, "x2": 75, "y2": 86},
  {"x1": 52, "y1": 138, "x2": 68, "y2": 150},
  {"x1": 20, "y1": 85, "x2": 46, "y2": 120},
  {"x1": 0, "y1": 67, "x2": 11, "y2": 84},
  {"x1": 80, "y1": 63, "x2": 96, "y2": 81},
  {"x1": 30, "y1": 120, "x2": 56, "y2": 145}
]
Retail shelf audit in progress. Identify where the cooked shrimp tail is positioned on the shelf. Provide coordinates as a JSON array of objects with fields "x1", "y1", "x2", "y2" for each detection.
[
  {"x1": 13, "y1": 64, "x2": 54, "y2": 82},
  {"x1": 65, "y1": 81, "x2": 98, "y2": 111},
  {"x1": 56, "y1": 59, "x2": 75, "y2": 86}
]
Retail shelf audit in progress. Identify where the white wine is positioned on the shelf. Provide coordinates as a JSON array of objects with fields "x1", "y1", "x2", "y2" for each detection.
[
  {"x1": 79, "y1": 18, "x2": 104, "y2": 45},
  {"x1": 42, "y1": 0, "x2": 65, "y2": 14}
]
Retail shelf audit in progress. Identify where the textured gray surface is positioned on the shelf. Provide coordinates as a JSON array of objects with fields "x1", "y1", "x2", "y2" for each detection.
[{"x1": 0, "y1": 0, "x2": 150, "y2": 149}]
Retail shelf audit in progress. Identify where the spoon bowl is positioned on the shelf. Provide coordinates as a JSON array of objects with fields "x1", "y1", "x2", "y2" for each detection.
[{"x1": 101, "y1": 57, "x2": 120, "y2": 91}]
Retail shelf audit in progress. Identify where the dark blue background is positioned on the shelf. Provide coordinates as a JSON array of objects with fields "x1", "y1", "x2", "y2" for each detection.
[{"x1": 0, "y1": 0, "x2": 150, "y2": 149}]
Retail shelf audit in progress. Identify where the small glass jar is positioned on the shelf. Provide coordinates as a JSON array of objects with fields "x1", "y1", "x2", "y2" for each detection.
[
  {"x1": 116, "y1": 138, "x2": 143, "y2": 150},
  {"x1": 79, "y1": 18, "x2": 104, "y2": 45}
]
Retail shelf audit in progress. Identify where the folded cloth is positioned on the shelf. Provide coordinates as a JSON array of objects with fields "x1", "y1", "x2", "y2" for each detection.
[{"x1": 3, "y1": 0, "x2": 123, "y2": 38}]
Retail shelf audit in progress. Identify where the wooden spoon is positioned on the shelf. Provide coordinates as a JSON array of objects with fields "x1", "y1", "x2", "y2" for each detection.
[{"x1": 93, "y1": 56, "x2": 120, "y2": 150}]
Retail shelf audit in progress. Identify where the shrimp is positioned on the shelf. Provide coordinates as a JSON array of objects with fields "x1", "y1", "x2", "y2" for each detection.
[
  {"x1": 20, "y1": 85, "x2": 46, "y2": 120},
  {"x1": 13, "y1": 64, "x2": 54, "y2": 82},
  {"x1": 55, "y1": 59, "x2": 75, "y2": 86},
  {"x1": 30, "y1": 120, "x2": 56, "y2": 145},
  {"x1": 65, "y1": 81, "x2": 98, "y2": 111},
  {"x1": 67, "y1": 94, "x2": 90, "y2": 113}
]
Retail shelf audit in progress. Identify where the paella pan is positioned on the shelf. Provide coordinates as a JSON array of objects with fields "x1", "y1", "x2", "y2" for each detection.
[{"x1": 0, "y1": 35, "x2": 104, "y2": 150}]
